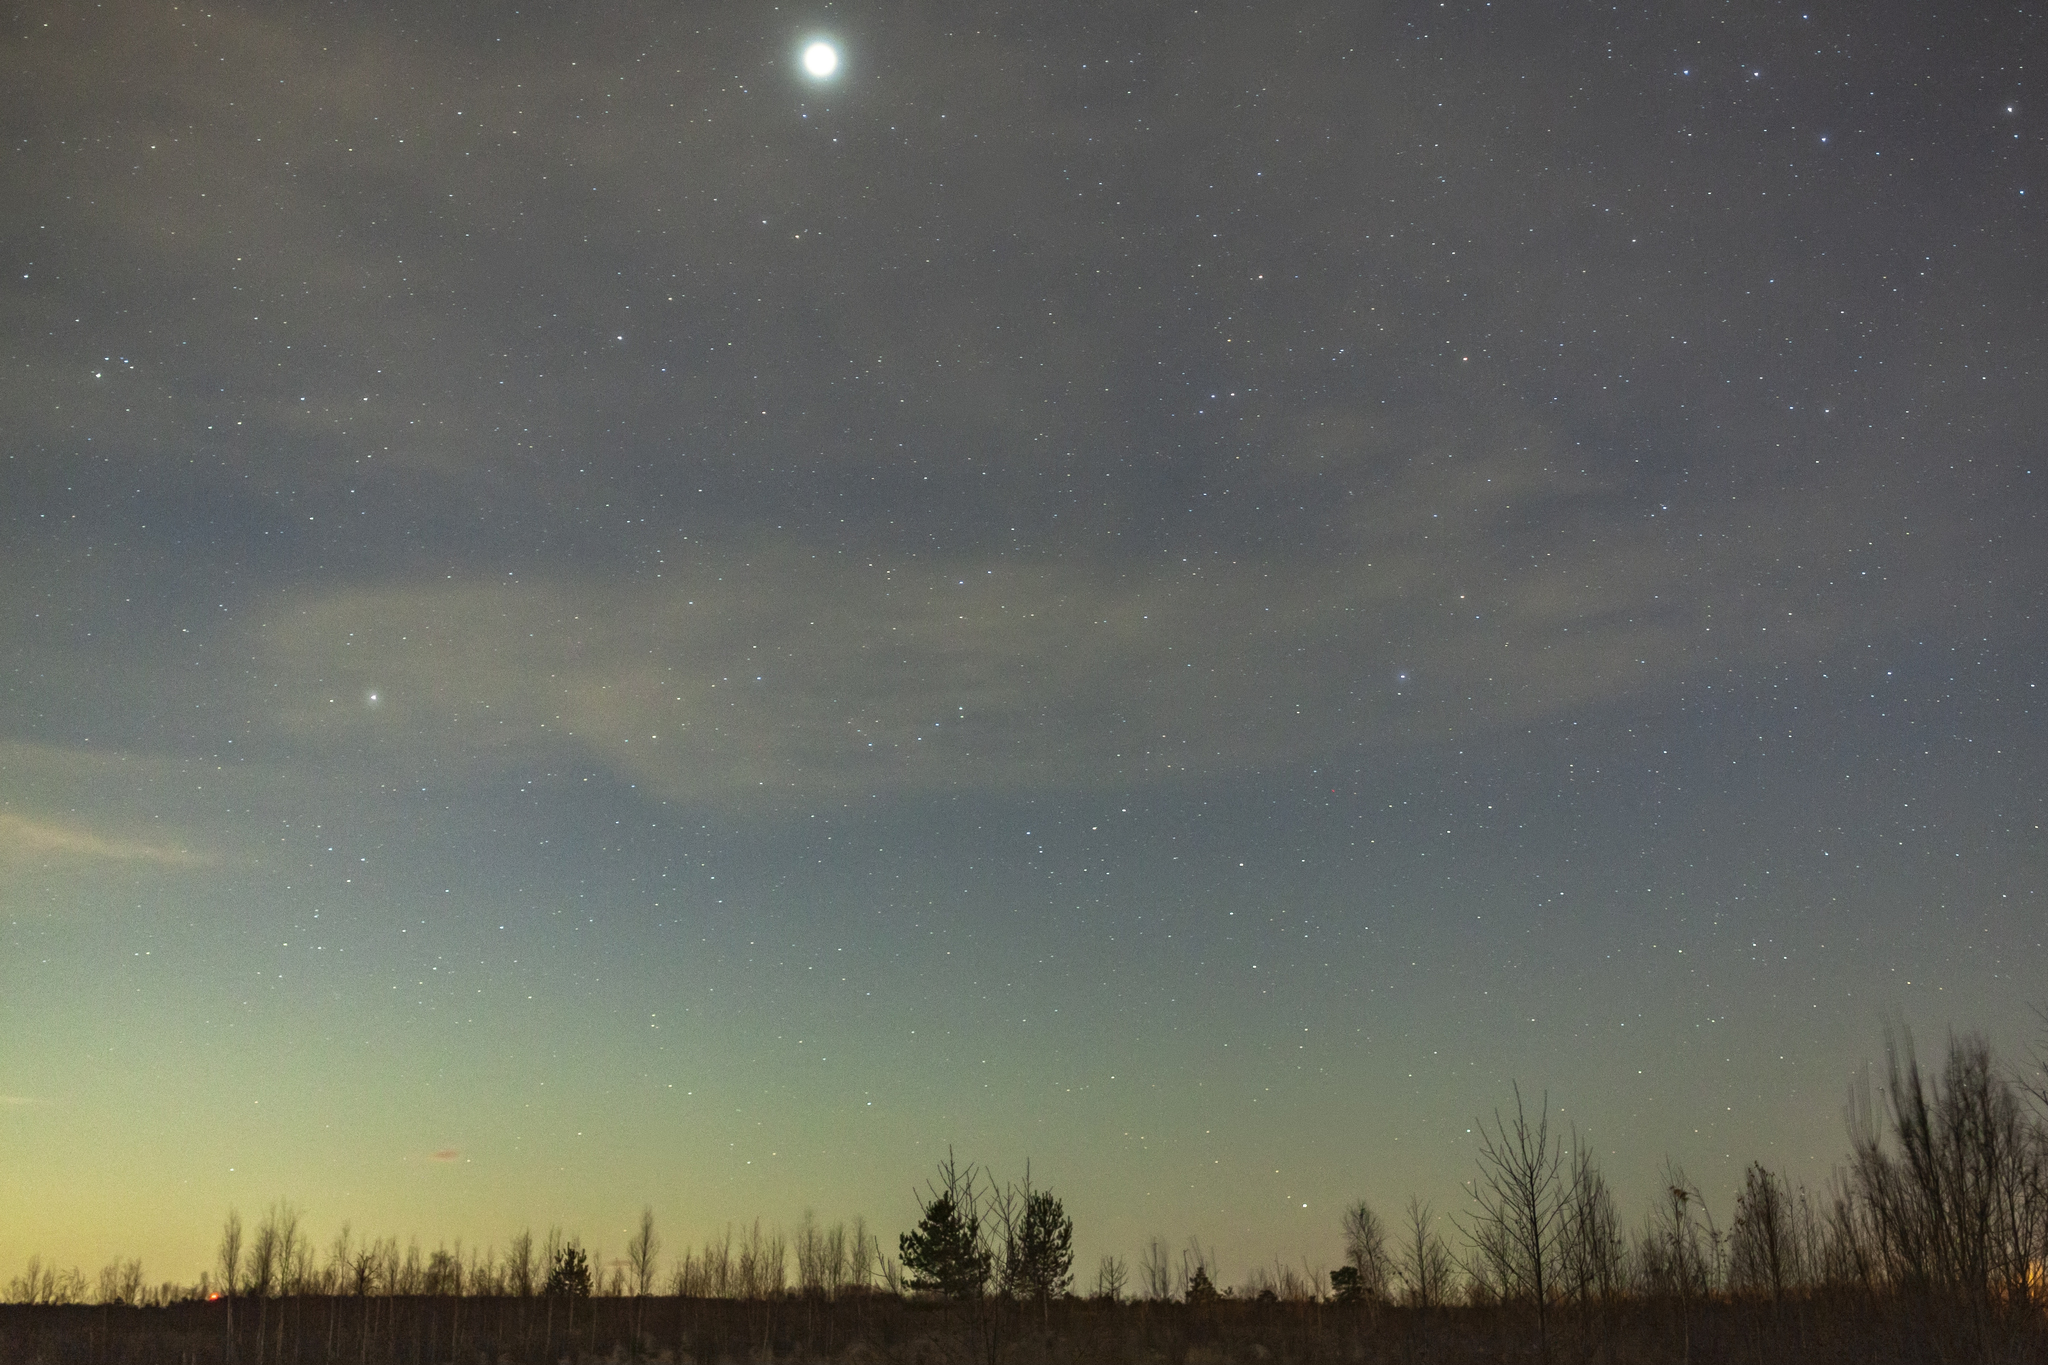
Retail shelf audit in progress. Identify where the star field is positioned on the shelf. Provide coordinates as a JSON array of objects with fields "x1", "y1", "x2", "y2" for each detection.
[{"x1": 1, "y1": 0, "x2": 2042, "y2": 1285}]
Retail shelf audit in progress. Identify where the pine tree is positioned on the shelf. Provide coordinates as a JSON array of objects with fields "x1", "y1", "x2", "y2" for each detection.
[
  {"x1": 543, "y1": 1244, "x2": 592, "y2": 1298},
  {"x1": 1007, "y1": 1190, "x2": 1075, "y2": 1319},
  {"x1": 901, "y1": 1190, "x2": 992, "y2": 1299}
]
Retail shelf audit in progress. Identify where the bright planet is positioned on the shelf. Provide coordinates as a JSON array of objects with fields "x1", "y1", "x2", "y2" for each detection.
[{"x1": 801, "y1": 41, "x2": 838, "y2": 77}]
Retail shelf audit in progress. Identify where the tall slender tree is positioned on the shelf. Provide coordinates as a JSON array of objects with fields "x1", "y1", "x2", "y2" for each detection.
[
  {"x1": 1340, "y1": 1200, "x2": 1393, "y2": 1303},
  {"x1": 217, "y1": 1211, "x2": 244, "y2": 1298},
  {"x1": 626, "y1": 1208, "x2": 660, "y2": 1297},
  {"x1": 1398, "y1": 1198, "x2": 1456, "y2": 1310},
  {"x1": 1465, "y1": 1083, "x2": 1566, "y2": 1360}
]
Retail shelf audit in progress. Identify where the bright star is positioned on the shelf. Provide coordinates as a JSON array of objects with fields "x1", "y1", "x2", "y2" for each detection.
[{"x1": 802, "y1": 41, "x2": 839, "y2": 78}]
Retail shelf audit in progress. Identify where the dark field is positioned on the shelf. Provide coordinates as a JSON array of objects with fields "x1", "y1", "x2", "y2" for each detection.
[{"x1": 3, "y1": 1290, "x2": 2042, "y2": 1365}]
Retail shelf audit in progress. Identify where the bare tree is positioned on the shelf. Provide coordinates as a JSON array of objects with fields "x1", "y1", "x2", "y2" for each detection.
[
  {"x1": 1399, "y1": 1198, "x2": 1457, "y2": 1310},
  {"x1": 1635, "y1": 1166, "x2": 1717, "y2": 1363},
  {"x1": 246, "y1": 1215, "x2": 278, "y2": 1299},
  {"x1": 1848, "y1": 1026, "x2": 2048, "y2": 1351},
  {"x1": 1340, "y1": 1199, "x2": 1393, "y2": 1302},
  {"x1": 1138, "y1": 1236, "x2": 1172, "y2": 1301},
  {"x1": 627, "y1": 1207, "x2": 660, "y2": 1297},
  {"x1": 217, "y1": 1210, "x2": 245, "y2": 1298},
  {"x1": 290, "y1": 1238, "x2": 314, "y2": 1297},
  {"x1": 1559, "y1": 1136, "x2": 1627, "y2": 1319},
  {"x1": 324, "y1": 1225, "x2": 355, "y2": 1297},
  {"x1": 735, "y1": 1219, "x2": 785, "y2": 1299},
  {"x1": 823, "y1": 1220, "x2": 849, "y2": 1297},
  {"x1": 1180, "y1": 1239, "x2": 1218, "y2": 1302},
  {"x1": 1814, "y1": 1171, "x2": 1876, "y2": 1292},
  {"x1": 1095, "y1": 1254, "x2": 1129, "y2": 1301},
  {"x1": 1261, "y1": 1257, "x2": 1317, "y2": 1302},
  {"x1": 469, "y1": 1243, "x2": 501, "y2": 1296},
  {"x1": 506, "y1": 1230, "x2": 536, "y2": 1297},
  {"x1": 848, "y1": 1216, "x2": 878, "y2": 1289},
  {"x1": 6, "y1": 1258, "x2": 50, "y2": 1305},
  {"x1": 398, "y1": 1238, "x2": 424, "y2": 1295},
  {"x1": 796, "y1": 1210, "x2": 825, "y2": 1295},
  {"x1": 9, "y1": 1257, "x2": 87, "y2": 1305},
  {"x1": 421, "y1": 1247, "x2": 458, "y2": 1295},
  {"x1": 1464, "y1": 1083, "x2": 1566, "y2": 1359},
  {"x1": 96, "y1": 1258, "x2": 144, "y2": 1305},
  {"x1": 346, "y1": 1241, "x2": 376, "y2": 1297},
  {"x1": 1730, "y1": 1162, "x2": 1802, "y2": 1304},
  {"x1": 264, "y1": 1201, "x2": 304, "y2": 1295},
  {"x1": 700, "y1": 1226, "x2": 733, "y2": 1298}
]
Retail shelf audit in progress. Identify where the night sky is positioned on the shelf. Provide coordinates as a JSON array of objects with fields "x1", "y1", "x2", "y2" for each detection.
[{"x1": 4, "y1": 0, "x2": 2043, "y2": 1287}]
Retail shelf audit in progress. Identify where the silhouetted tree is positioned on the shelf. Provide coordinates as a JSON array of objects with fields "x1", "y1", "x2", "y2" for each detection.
[
  {"x1": 1180, "y1": 1240, "x2": 1218, "y2": 1302},
  {"x1": 1847, "y1": 1026, "x2": 2047, "y2": 1354},
  {"x1": 848, "y1": 1215, "x2": 879, "y2": 1289},
  {"x1": 732, "y1": 1218, "x2": 786, "y2": 1298},
  {"x1": 246, "y1": 1214, "x2": 278, "y2": 1300},
  {"x1": 424, "y1": 1247, "x2": 460, "y2": 1295},
  {"x1": 1007, "y1": 1189, "x2": 1075, "y2": 1324},
  {"x1": 1340, "y1": 1199, "x2": 1393, "y2": 1303},
  {"x1": 822, "y1": 1219, "x2": 849, "y2": 1296},
  {"x1": 1396, "y1": 1197, "x2": 1457, "y2": 1309},
  {"x1": 626, "y1": 1207, "x2": 660, "y2": 1297},
  {"x1": 544, "y1": 1243, "x2": 592, "y2": 1298},
  {"x1": 1730, "y1": 1162, "x2": 1801, "y2": 1304},
  {"x1": 506, "y1": 1230, "x2": 536, "y2": 1297},
  {"x1": 217, "y1": 1210, "x2": 244, "y2": 1298},
  {"x1": 8, "y1": 1257, "x2": 86, "y2": 1305},
  {"x1": 1559, "y1": 1136, "x2": 1626, "y2": 1334},
  {"x1": 1138, "y1": 1236, "x2": 1173, "y2": 1300},
  {"x1": 900, "y1": 1151, "x2": 992, "y2": 1300},
  {"x1": 1465, "y1": 1083, "x2": 1565, "y2": 1359},
  {"x1": 796, "y1": 1210, "x2": 827, "y2": 1296},
  {"x1": 1635, "y1": 1165, "x2": 1716, "y2": 1363}
]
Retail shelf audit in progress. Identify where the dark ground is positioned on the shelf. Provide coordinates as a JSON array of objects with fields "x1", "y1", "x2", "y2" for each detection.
[{"x1": 4, "y1": 1291, "x2": 2044, "y2": 1365}]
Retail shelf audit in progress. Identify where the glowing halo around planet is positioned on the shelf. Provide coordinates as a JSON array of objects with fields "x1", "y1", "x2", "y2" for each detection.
[{"x1": 801, "y1": 40, "x2": 839, "y2": 78}]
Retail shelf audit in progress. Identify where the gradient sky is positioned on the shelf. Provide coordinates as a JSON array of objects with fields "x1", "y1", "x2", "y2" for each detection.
[{"x1": 3, "y1": 0, "x2": 2043, "y2": 1289}]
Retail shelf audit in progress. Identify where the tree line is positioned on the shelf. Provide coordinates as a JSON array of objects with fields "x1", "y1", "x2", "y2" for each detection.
[{"x1": 8, "y1": 1024, "x2": 2048, "y2": 1362}]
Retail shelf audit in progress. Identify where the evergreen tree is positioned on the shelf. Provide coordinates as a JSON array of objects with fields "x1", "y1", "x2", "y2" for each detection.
[
  {"x1": 900, "y1": 1190, "x2": 992, "y2": 1299},
  {"x1": 1006, "y1": 1190, "x2": 1075, "y2": 1316},
  {"x1": 544, "y1": 1244, "x2": 592, "y2": 1298},
  {"x1": 901, "y1": 1152, "x2": 994, "y2": 1300}
]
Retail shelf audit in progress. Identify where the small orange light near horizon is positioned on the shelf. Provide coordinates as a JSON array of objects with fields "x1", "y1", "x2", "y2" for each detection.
[{"x1": 207, "y1": 1292, "x2": 222, "y2": 1301}]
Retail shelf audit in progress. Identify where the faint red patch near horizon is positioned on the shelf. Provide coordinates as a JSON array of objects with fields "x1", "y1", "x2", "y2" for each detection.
[{"x1": 430, "y1": 1148, "x2": 460, "y2": 1162}]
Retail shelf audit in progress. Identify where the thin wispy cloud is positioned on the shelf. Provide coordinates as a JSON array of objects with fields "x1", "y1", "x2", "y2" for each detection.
[
  {"x1": 251, "y1": 454, "x2": 1953, "y2": 809},
  {"x1": 0, "y1": 812, "x2": 211, "y2": 868}
]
